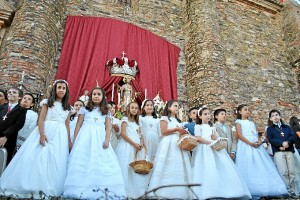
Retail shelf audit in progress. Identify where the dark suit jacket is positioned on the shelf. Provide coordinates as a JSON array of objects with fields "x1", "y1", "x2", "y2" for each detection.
[
  {"x1": 0, "y1": 104, "x2": 27, "y2": 164},
  {"x1": 267, "y1": 123, "x2": 296, "y2": 154},
  {"x1": 0, "y1": 104, "x2": 6, "y2": 110}
]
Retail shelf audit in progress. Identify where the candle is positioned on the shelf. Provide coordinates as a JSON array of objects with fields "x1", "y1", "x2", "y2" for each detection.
[
  {"x1": 145, "y1": 88, "x2": 147, "y2": 99},
  {"x1": 111, "y1": 83, "x2": 114, "y2": 101},
  {"x1": 178, "y1": 107, "x2": 183, "y2": 121},
  {"x1": 118, "y1": 92, "x2": 120, "y2": 106}
]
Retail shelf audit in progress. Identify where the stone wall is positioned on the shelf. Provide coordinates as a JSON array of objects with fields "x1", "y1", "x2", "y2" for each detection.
[
  {"x1": 184, "y1": 0, "x2": 225, "y2": 109},
  {"x1": 185, "y1": 0, "x2": 299, "y2": 127},
  {"x1": 0, "y1": 0, "x2": 66, "y2": 96},
  {"x1": 280, "y1": 0, "x2": 300, "y2": 90},
  {"x1": 0, "y1": 0, "x2": 299, "y2": 126},
  {"x1": 0, "y1": 0, "x2": 15, "y2": 47},
  {"x1": 218, "y1": 0, "x2": 299, "y2": 126},
  {"x1": 281, "y1": 0, "x2": 300, "y2": 65},
  {"x1": 5, "y1": 0, "x2": 21, "y2": 10}
]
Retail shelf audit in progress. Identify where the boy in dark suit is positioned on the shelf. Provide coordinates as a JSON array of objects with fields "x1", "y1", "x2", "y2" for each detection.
[
  {"x1": 267, "y1": 109, "x2": 296, "y2": 196},
  {"x1": 0, "y1": 87, "x2": 26, "y2": 164}
]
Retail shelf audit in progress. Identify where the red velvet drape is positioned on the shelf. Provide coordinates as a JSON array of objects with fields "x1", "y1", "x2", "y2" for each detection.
[{"x1": 57, "y1": 16, "x2": 180, "y2": 104}]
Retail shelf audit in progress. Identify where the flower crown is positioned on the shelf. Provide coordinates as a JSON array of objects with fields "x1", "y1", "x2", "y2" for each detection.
[
  {"x1": 198, "y1": 105, "x2": 208, "y2": 116},
  {"x1": 53, "y1": 79, "x2": 68, "y2": 86}
]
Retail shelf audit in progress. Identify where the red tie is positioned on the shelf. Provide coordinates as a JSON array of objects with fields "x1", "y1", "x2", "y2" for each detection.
[{"x1": 7, "y1": 106, "x2": 11, "y2": 113}]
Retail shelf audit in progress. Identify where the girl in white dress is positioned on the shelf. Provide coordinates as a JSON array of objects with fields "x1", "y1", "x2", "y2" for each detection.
[
  {"x1": 116, "y1": 102, "x2": 149, "y2": 198},
  {"x1": 192, "y1": 106, "x2": 251, "y2": 199},
  {"x1": 140, "y1": 99, "x2": 160, "y2": 162},
  {"x1": 0, "y1": 80, "x2": 71, "y2": 198},
  {"x1": 107, "y1": 101, "x2": 121, "y2": 151},
  {"x1": 69, "y1": 99, "x2": 84, "y2": 144},
  {"x1": 235, "y1": 104, "x2": 288, "y2": 197},
  {"x1": 148, "y1": 100, "x2": 192, "y2": 199},
  {"x1": 16, "y1": 93, "x2": 38, "y2": 151},
  {"x1": 64, "y1": 87, "x2": 126, "y2": 199}
]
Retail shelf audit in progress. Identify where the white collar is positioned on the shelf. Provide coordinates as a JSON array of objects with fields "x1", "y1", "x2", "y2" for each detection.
[
  {"x1": 273, "y1": 121, "x2": 282, "y2": 127},
  {"x1": 9, "y1": 102, "x2": 18, "y2": 110}
]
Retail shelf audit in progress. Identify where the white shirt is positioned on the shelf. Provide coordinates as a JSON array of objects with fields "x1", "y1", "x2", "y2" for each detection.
[
  {"x1": 273, "y1": 121, "x2": 282, "y2": 128},
  {"x1": 8, "y1": 102, "x2": 18, "y2": 111}
]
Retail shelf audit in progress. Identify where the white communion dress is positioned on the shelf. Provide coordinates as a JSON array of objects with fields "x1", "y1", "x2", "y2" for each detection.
[
  {"x1": 192, "y1": 124, "x2": 251, "y2": 199},
  {"x1": 0, "y1": 99, "x2": 70, "y2": 198},
  {"x1": 148, "y1": 116, "x2": 192, "y2": 199},
  {"x1": 63, "y1": 107, "x2": 126, "y2": 199},
  {"x1": 235, "y1": 119, "x2": 288, "y2": 196}
]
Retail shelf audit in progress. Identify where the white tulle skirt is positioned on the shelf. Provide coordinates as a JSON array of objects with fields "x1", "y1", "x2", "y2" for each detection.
[
  {"x1": 236, "y1": 141, "x2": 288, "y2": 196},
  {"x1": 0, "y1": 121, "x2": 69, "y2": 198},
  {"x1": 192, "y1": 144, "x2": 251, "y2": 199},
  {"x1": 294, "y1": 148, "x2": 300, "y2": 195},
  {"x1": 116, "y1": 138, "x2": 150, "y2": 199},
  {"x1": 148, "y1": 134, "x2": 192, "y2": 199},
  {"x1": 63, "y1": 124, "x2": 126, "y2": 199}
]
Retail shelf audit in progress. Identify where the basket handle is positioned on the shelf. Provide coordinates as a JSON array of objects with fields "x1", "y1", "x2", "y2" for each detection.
[{"x1": 134, "y1": 145, "x2": 147, "y2": 161}]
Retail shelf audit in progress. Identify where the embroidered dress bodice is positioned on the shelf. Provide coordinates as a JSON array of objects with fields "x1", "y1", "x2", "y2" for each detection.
[
  {"x1": 41, "y1": 100, "x2": 69, "y2": 123},
  {"x1": 79, "y1": 107, "x2": 107, "y2": 127},
  {"x1": 235, "y1": 119, "x2": 258, "y2": 143},
  {"x1": 195, "y1": 124, "x2": 215, "y2": 141}
]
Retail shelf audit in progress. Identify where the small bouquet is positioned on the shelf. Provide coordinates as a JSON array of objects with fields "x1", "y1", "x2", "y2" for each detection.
[{"x1": 153, "y1": 91, "x2": 166, "y2": 118}]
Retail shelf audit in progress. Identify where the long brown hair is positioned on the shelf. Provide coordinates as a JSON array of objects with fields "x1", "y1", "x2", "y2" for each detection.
[
  {"x1": 141, "y1": 99, "x2": 157, "y2": 118},
  {"x1": 163, "y1": 100, "x2": 181, "y2": 123},
  {"x1": 86, "y1": 87, "x2": 108, "y2": 115},
  {"x1": 47, "y1": 80, "x2": 70, "y2": 110},
  {"x1": 126, "y1": 102, "x2": 139, "y2": 125},
  {"x1": 236, "y1": 104, "x2": 247, "y2": 120}
]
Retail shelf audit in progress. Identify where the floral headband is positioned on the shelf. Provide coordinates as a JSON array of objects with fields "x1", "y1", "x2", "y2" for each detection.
[
  {"x1": 198, "y1": 105, "x2": 208, "y2": 116},
  {"x1": 53, "y1": 79, "x2": 68, "y2": 86}
]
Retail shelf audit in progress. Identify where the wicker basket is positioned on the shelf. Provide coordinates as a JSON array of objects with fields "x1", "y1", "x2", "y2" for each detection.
[
  {"x1": 209, "y1": 137, "x2": 228, "y2": 151},
  {"x1": 129, "y1": 146, "x2": 153, "y2": 175},
  {"x1": 177, "y1": 133, "x2": 198, "y2": 151}
]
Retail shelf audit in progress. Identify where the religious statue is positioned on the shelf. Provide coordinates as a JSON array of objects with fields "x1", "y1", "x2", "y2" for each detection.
[
  {"x1": 79, "y1": 90, "x2": 89, "y2": 106},
  {"x1": 119, "y1": 77, "x2": 133, "y2": 112},
  {"x1": 107, "y1": 51, "x2": 140, "y2": 113}
]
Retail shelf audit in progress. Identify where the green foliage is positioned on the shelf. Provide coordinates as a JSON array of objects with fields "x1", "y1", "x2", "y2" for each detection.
[{"x1": 115, "y1": 110, "x2": 123, "y2": 120}]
